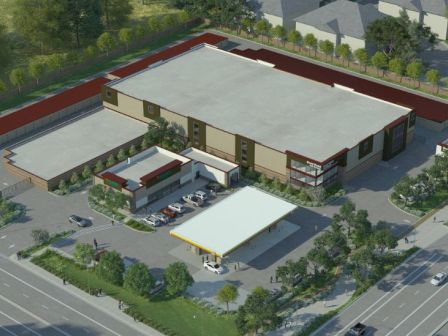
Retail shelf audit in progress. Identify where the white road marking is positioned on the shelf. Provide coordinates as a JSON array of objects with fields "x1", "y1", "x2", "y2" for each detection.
[
  {"x1": 385, "y1": 282, "x2": 448, "y2": 336},
  {"x1": 81, "y1": 191, "x2": 87, "y2": 195},
  {"x1": 0, "y1": 324, "x2": 18, "y2": 336},
  {"x1": 62, "y1": 316, "x2": 69, "y2": 321},
  {"x1": 406, "y1": 294, "x2": 448, "y2": 335},
  {"x1": 414, "y1": 290, "x2": 420, "y2": 295},
  {"x1": 404, "y1": 219, "x2": 410, "y2": 223},
  {"x1": 0, "y1": 266, "x2": 123, "y2": 336},
  {"x1": 0, "y1": 309, "x2": 43, "y2": 336},
  {"x1": 0, "y1": 235, "x2": 6, "y2": 239},
  {"x1": 383, "y1": 316, "x2": 389, "y2": 322},
  {"x1": 41, "y1": 304, "x2": 48, "y2": 310},
  {"x1": 3, "y1": 182, "x2": 8, "y2": 186},
  {"x1": 3, "y1": 282, "x2": 10, "y2": 287},
  {"x1": 334, "y1": 252, "x2": 441, "y2": 336},
  {"x1": 399, "y1": 303, "x2": 405, "y2": 308},
  {"x1": 0, "y1": 293, "x2": 71, "y2": 336},
  {"x1": 8, "y1": 244, "x2": 15, "y2": 249},
  {"x1": 428, "y1": 315, "x2": 448, "y2": 335},
  {"x1": 22, "y1": 293, "x2": 29, "y2": 298}
]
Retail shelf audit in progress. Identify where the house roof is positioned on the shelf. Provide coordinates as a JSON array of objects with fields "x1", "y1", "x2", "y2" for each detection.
[
  {"x1": 0, "y1": 77, "x2": 110, "y2": 136},
  {"x1": 253, "y1": 0, "x2": 320, "y2": 19},
  {"x1": 380, "y1": 0, "x2": 448, "y2": 16},
  {"x1": 294, "y1": 0, "x2": 387, "y2": 39},
  {"x1": 110, "y1": 44, "x2": 410, "y2": 163},
  {"x1": 231, "y1": 47, "x2": 448, "y2": 122}
]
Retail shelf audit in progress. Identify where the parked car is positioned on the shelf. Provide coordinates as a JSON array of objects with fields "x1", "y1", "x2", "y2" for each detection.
[
  {"x1": 194, "y1": 190, "x2": 208, "y2": 201},
  {"x1": 292, "y1": 273, "x2": 303, "y2": 287},
  {"x1": 151, "y1": 213, "x2": 169, "y2": 224},
  {"x1": 431, "y1": 272, "x2": 447, "y2": 286},
  {"x1": 182, "y1": 194, "x2": 203, "y2": 207},
  {"x1": 268, "y1": 288, "x2": 282, "y2": 301},
  {"x1": 68, "y1": 215, "x2": 88, "y2": 227},
  {"x1": 203, "y1": 261, "x2": 223, "y2": 274},
  {"x1": 168, "y1": 203, "x2": 185, "y2": 214},
  {"x1": 149, "y1": 280, "x2": 165, "y2": 296},
  {"x1": 161, "y1": 207, "x2": 177, "y2": 218},
  {"x1": 346, "y1": 322, "x2": 367, "y2": 336},
  {"x1": 142, "y1": 216, "x2": 162, "y2": 227},
  {"x1": 206, "y1": 182, "x2": 222, "y2": 193}
]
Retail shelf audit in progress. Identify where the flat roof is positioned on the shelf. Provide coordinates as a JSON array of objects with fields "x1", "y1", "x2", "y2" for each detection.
[
  {"x1": 110, "y1": 45, "x2": 410, "y2": 162},
  {"x1": 7, "y1": 108, "x2": 148, "y2": 180},
  {"x1": 102, "y1": 146, "x2": 190, "y2": 190},
  {"x1": 170, "y1": 186, "x2": 296, "y2": 257},
  {"x1": 181, "y1": 147, "x2": 238, "y2": 172}
]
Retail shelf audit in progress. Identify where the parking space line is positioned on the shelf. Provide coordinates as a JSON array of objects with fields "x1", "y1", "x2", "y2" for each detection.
[
  {"x1": 406, "y1": 295, "x2": 448, "y2": 335},
  {"x1": 3, "y1": 282, "x2": 10, "y2": 287},
  {"x1": 385, "y1": 282, "x2": 448, "y2": 336},
  {"x1": 383, "y1": 316, "x2": 389, "y2": 322},
  {"x1": 41, "y1": 305, "x2": 48, "y2": 310},
  {"x1": 22, "y1": 293, "x2": 29, "y2": 298},
  {"x1": 399, "y1": 303, "x2": 405, "y2": 308},
  {"x1": 0, "y1": 309, "x2": 42, "y2": 336},
  {"x1": 0, "y1": 324, "x2": 18, "y2": 336},
  {"x1": 414, "y1": 290, "x2": 419, "y2": 295}
]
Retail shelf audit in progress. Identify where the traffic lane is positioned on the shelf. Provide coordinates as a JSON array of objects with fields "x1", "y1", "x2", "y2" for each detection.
[
  {"x1": 314, "y1": 248, "x2": 442, "y2": 335},
  {"x1": 362, "y1": 255, "x2": 448, "y2": 335},
  {"x1": 0, "y1": 258, "x2": 149, "y2": 336}
]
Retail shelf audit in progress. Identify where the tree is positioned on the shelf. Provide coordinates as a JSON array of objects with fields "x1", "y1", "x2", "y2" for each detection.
[
  {"x1": 0, "y1": 80, "x2": 6, "y2": 93},
  {"x1": 393, "y1": 175, "x2": 414, "y2": 205},
  {"x1": 160, "y1": 14, "x2": 178, "y2": 30},
  {"x1": 83, "y1": 46, "x2": 98, "y2": 59},
  {"x1": 276, "y1": 257, "x2": 307, "y2": 288},
  {"x1": 306, "y1": 186, "x2": 326, "y2": 203},
  {"x1": 124, "y1": 262, "x2": 155, "y2": 296},
  {"x1": 236, "y1": 287, "x2": 279, "y2": 335},
  {"x1": 31, "y1": 229, "x2": 50, "y2": 245},
  {"x1": 141, "y1": 137, "x2": 149, "y2": 149},
  {"x1": 97, "y1": 32, "x2": 115, "y2": 56},
  {"x1": 406, "y1": 60, "x2": 424, "y2": 87},
  {"x1": 9, "y1": 68, "x2": 26, "y2": 93},
  {"x1": 365, "y1": 11, "x2": 436, "y2": 61},
  {"x1": 353, "y1": 48, "x2": 368, "y2": 71},
  {"x1": 351, "y1": 209, "x2": 372, "y2": 247},
  {"x1": 333, "y1": 199, "x2": 356, "y2": 238},
  {"x1": 47, "y1": 53, "x2": 66, "y2": 73},
  {"x1": 147, "y1": 16, "x2": 162, "y2": 33},
  {"x1": 73, "y1": 243, "x2": 95, "y2": 265},
  {"x1": 128, "y1": 144, "x2": 138, "y2": 156},
  {"x1": 254, "y1": 19, "x2": 271, "y2": 42},
  {"x1": 307, "y1": 246, "x2": 333, "y2": 274},
  {"x1": 176, "y1": 11, "x2": 190, "y2": 25},
  {"x1": 216, "y1": 283, "x2": 238, "y2": 313},
  {"x1": 287, "y1": 30, "x2": 302, "y2": 50},
  {"x1": 388, "y1": 58, "x2": 405, "y2": 82},
  {"x1": 304, "y1": 33, "x2": 317, "y2": 56},
  {"x1": 70, "y1": 172, "x2": 80, "y2": 185},
  {"x1": 335, "y1": 43, "x2": 351, "y2": 65},
  {"x1": 426, "y1": 68, "x2": 441, "y2": 93},
  {"x1": 58, "y1": 179, "x2": 68, "y2": 191},
  {"x1": 0, "y1": 24, "x2": 11, "y2": 72},
  {"x1": 82, "y1": 165, "x2": 92, "y2": 179},
  {"x1": 164, "y1": 262, "x2": 194, "y2": 296},
  {"x1": 89, "y1": 184, "x2": 106, "y2": 201},
  {"x1": 371, "y1": 51, "x2": 388, "y2": 76},
  {"x1": 241, "y1": 16, "x2": 255, "y2": 35},
  {"x1": 94, "y1": 160, "x2": 105, "y2": 173},
  {"x1": 133, "y1": 24, "x2": 147, "y2": 40},
  {"x1": 372, "y1": 228, "x2": 397, "y2": 254},
  {"x1": 96, "y1": 251, "x2": 125, "y2": 285},
  {"x1": 100, "y1": 0, "x2": 133, "y2": 30},
  {"x1": 106, "y1": 154, "x2": 117, "y2": 167},
  {"x1": 270, "y1": 25, "x2": 286, "y2": 45},
  {"x1": 319, "y1": 40, "x2": 334, "y2": 60},
  {"x1": 117, "y1": 148, "x2": 127, "y2": 161},
  {"x1": 67, "y1": 0, "x2": 103, "y2": 48},
  {"x1": 118, "y1": 28, "x2": 133, "y2": 51}
]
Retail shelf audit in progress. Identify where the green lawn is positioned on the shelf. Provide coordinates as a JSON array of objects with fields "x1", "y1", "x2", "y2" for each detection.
[
  {"x1": 32, "y1": 250, "x2": 238, "y2": 336},
  {"x1": 125, "y1": 219, "x2": 155, "y2": 232},
  {"x1": 0, "y1": 24, "x2": 205, "y2": 113},
  {"x1": 392, "y1": 189, "x2": 448, "y2": 215}
]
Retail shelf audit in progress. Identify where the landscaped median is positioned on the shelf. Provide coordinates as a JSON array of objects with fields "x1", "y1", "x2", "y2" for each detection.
[
  {"x1": 31, "y1": 250, "x2": 238, "y2": 336},
  {"x1": 18, "y1": 230, "x2": 75, "y2": 259},
  {"x1": 0, "y1": 196, "x2": 26, "y2": 228},
  {"x1": 125, "y1": 219, "x2": 155, "y2": 233}
]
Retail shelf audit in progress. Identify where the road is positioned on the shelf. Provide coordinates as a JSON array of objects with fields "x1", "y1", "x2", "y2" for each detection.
[
  {"x1": 314, "y1": 235, "x2": 448, "y2": 336},
  {"x1": 0, "y1": 256, "x2": 154, "y2": 336}
]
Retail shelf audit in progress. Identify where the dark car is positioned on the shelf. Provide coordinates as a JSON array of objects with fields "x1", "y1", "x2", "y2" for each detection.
[
  {"x1": 161, "y1": 207, "x2": 177, "y2": 219},
  {"x1": 206, "y1": 182, "x2": 222, "y2": 193},
  {"x1": 68, "y1": 215, "x2": 88, "y2": 227},
  {"x1": 346, "y1": 323, "x2": 367, "y2": 336}
]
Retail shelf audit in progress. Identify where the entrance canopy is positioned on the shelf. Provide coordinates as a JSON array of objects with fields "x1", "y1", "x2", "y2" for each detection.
[{"x1": 170, "y1": 186, "x2": 296, "y2": 257}]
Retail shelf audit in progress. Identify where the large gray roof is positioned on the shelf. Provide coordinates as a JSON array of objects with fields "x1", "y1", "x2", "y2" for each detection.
[
  {"x1": 110, "y1": 45, "x2": 410, "y2": 162},
  {"x1": 253, "y1": 0, "x2": 320, "y2": 19},
  {"x1": 295, "y1": 0, "x2": 387, "y2": 39},
  {"x1": 380, "y1": 0, "x2": 448, "y2": 16}
]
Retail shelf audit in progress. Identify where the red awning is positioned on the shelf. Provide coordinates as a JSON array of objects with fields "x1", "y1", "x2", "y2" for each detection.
[
  {"x1": 140, "y1": 160, "x2": 182, "y2": 184},
  {"x1": 101, "y1": 171, "x2": 128, "y2": 187}
]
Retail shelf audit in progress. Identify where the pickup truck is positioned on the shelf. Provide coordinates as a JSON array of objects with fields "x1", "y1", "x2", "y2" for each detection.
[
  {"x1": 346, "y1": 323, "x2": 367, "y2": 336},
  {"x1": 182, "y1": 194, "x2": 203, "y2": 207}
]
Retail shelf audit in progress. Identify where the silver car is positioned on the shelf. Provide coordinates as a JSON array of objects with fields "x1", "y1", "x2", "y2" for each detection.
[
  {"x1": 168, "y1": 203, "x2": 185, "y2": 213},
  {"x1": 68, "y1": 215, "x2": 88, "y2": 227},
  {"x1": 151, "y1": 213, "x2": 169, "y2": 224},
  {"x1": 143, "y1": 216, "x2": 162, "y2": 227}
]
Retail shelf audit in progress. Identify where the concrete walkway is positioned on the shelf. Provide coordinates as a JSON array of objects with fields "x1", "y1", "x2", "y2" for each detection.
[
  {"x1": 9, "y1": 253, "x2": 163, "y2": 336},
  {"x1": 268, "y1": 205, "x2": 448, "y2": 336}
]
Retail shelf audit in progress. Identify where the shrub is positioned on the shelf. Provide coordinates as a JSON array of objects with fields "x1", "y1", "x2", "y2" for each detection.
[
  {"x1": 58, "y1": 179, "x2": 68, "y2": 191},
  {"x1": 106, "y1": 154, "x2": 117, "y2": 168},
  {"x1": 259, "y1": 174, "x2": 271, "y2": 186},
  {"x1": 31, "y1": 229, "x2": 50, "y2": 245},
  {"x1": 117, "y1": 148, "x2": 126, "y2": 161},
  {"x1": 82, "y1": 165, "x2": 92, "y2": 179},
  {"x1": 70, "y1": 172, "x2": 80, "y2": 185},
  {"x1": 124, "y1": 262, "x2": 155, "y2": 296},
  {"x1": 129, "y1": 145, "x2": 138, "y2": 156},
  {"x1": 94, "y1": 160, "x2": 105, "y2": 173},
  {"x1": 96, "y1": 251, "x2": 125, "y2": 286}
]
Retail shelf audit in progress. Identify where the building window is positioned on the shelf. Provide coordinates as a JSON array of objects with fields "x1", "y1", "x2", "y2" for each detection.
[
  {"x1": 193, "y1": 122, "x2": 200, "y2": 145},
  {"x1": 409, "y1": 111, "x2": 416, "y2": 128},
  {"x1": 241, "y1": 140, "x2": 248, "y2": 164},
  {"x1": 147, "y1": 104, "x2": 155, "y2": 115},
  {"x1": 358, "y1": 135, "x2": 373, "y2": 159},
  {"x1": 106, "y1": 90, "x2": 111, "y2": 98},
  {"x1": 391, "y1": 123, "x2": 405, "y2": 154}
]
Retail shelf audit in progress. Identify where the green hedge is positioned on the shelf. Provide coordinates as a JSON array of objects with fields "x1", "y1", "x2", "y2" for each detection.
[
  {"x1": 19, "y1": 230, "x2": 75, "y2": 258},
  {"x1": 125, "y1": 219, "x2": 155, "y2": 232}
]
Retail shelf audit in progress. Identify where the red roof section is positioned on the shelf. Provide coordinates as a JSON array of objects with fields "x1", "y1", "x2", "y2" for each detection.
[
  {"x1": 101, "y1": 171, "x2": 128, "y2": 187},
  {"x1": 232, "y1": 48, "x2": 448, "y2": 122},
  {"x1": 140, "y1": 159, "x2": 182, "y2": 185},
  {"x1": 0, "y1": 77, "x2": 110, "y2": 136},
  {"x1": 111, "y1": 32, "x2": 227, "y2": 78}
]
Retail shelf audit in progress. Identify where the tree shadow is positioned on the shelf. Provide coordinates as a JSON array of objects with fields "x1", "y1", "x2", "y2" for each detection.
[{"x1": 2, "y1": 322, "x2": 101, "y2": 336}]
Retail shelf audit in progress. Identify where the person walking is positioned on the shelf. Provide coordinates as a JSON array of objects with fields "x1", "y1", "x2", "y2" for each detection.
[
  {"x1": 434, "y1": 216, "x2": 437, "y2": 223},
  {"x1": 118, "y1": 300, "x2": 122, "y2": 310},
  {"x1": 404, "y1": 236, "x2": 409, "y2": 244},
  {"x1": 270, "y1": 276, "x2": 273, "y2": 283},
  {"x1": 93, "y1": 238, "x2": 98, "y2": 250}
]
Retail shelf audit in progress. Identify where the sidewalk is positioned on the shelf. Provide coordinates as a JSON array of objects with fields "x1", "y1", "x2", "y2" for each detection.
[{"x1": 10, "y1": 254, "x2": 163, "y2": 336}]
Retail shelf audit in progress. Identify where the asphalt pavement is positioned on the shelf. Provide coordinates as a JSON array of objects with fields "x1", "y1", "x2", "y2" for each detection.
[
  {"x1": 314, "y1": 233, "x2": 448, "y2": 336},
  {"x1": 0, "y1": 255, "x2": 158, "y2": 336}
]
